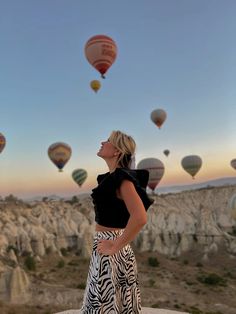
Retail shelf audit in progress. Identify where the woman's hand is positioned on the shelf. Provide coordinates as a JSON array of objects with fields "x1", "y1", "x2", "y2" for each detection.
[{"x1": 97, "y1": 239, "x2": 119, "y2": 255}]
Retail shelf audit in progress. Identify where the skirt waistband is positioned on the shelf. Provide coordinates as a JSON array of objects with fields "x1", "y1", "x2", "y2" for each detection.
[{"x1": 94, "y1": 229, "x2": 124, "y2": 240}]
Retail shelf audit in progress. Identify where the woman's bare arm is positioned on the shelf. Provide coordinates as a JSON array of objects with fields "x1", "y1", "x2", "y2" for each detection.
[{"x1": 97, "y1": 179, "x2": 147, "y2": 255}]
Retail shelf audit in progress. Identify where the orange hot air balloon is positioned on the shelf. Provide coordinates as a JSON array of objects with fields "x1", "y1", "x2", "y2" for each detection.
[
  {"x1": 0, "y1": 133, "x2": 6, "y2": 153},
  {"x1": 90, "y1": 80, "x2": 101, "y2": 93},
  {"x1": 85, "y1": 35, "x2": 117, "y2": 78},
  {"x1": 150, "y1": 109, "x2": 167, "y2": 129},
  {"x1": 48, "y1": 142, "x2": 72, "y2": 172}
]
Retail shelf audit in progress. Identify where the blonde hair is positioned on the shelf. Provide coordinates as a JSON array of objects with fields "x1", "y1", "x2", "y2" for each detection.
[{"x1": 108, "y1": 130, "x2": 136, "y2": 168}]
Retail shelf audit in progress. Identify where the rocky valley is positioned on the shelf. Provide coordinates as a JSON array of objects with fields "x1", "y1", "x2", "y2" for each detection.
[{"x1": 0, "y1": 184, "x2": 236, "y2": 314}]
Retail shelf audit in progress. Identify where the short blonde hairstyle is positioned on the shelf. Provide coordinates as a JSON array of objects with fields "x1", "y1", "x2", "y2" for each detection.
[{"x1": 108, "y1": 130, "x2": 136, "y2": 168}]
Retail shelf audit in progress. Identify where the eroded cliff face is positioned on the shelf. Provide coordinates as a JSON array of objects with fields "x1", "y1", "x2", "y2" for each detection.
[
  {"x1": 0, "y1": 199, "x2": 94, "y2": 260},
  {"x1": 136, "y1": 185, "x2": 236, "y2": 258},
  {"x1": 0, "y1": 185, "x2": 235, "y2": 305}
]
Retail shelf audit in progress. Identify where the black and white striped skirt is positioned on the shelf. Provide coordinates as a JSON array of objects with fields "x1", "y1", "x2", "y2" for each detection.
[{"x1": 81, "y1": 230, "x2": 142, "y2": 313}]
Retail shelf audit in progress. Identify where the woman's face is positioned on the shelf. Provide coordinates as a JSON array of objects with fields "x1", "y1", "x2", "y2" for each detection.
[{"x1": 97, "y1": 138, "x2": 118, "y2": 159}]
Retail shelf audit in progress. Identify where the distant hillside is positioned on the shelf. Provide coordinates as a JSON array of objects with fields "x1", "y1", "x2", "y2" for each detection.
[{"x1": 156, "y1": 176, "x2": 236, "y2": 194}]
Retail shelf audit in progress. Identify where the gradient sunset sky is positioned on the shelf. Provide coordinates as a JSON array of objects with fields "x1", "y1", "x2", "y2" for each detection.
[{"x1": 0, "y1": 0, "x2": 235, "y2": 198}]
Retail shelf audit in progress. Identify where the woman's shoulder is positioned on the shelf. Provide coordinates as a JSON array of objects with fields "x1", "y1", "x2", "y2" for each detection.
[
  {"x1": 113, "y1": 168, "x2": 154, "y2": 209},
  {"x1": 112, "y1": 168, "x2": 150, "y2": 189}
]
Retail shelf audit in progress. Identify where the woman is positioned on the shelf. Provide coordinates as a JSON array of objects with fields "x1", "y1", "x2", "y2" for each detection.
[{"x1": 81, "y1": 130, "x2": 153, "y2": 313}]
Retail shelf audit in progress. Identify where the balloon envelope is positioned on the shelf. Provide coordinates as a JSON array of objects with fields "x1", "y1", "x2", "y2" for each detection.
[
  {"x1": 90, "y1": 80, "x2": 101, "y2": 93},
  {"x1": 229, "y1": 194, "x2": 236, "y2": 220},
  {"x1": 85, "y1": 34, "x2": 117, "y2": 78},
  {"x1": 230, "y1": 159, "x2": 236, "y2": 170},
  {"x1": 48, "y1": 142, "x2": 72, "y2": 172},
  {"x1": 181, "y1": 155, "x2": 202, "y2": 178},
  {"x1": 0, "y1": 133, "x2": 6, "y2": 153},
  {"x1": 137, "y1": 158, "x2": 165, "y2": 191},
  {"x1": 150, "y1": 109, "x2": 167, "y2": 129},
  {"x1": 72, "y1": 169, "x2": 88, "y2": 187},
  {"x1": 163, "y1": 149, "x2": 170, "y2": 157}
]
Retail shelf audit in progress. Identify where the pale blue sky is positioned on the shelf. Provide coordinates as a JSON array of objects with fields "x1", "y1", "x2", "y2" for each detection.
[{"x1": 0, "y1": 0, "x2": 235, "y2": 198}]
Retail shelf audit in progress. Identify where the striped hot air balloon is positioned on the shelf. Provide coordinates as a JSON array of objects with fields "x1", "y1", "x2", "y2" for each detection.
[
  {"x1": 137, "y1": 158, "x2": 165, "y2": 191},
  {"x1": 0, "y1": 133, "x2": 6, "y2": 153},
  {"x1": 72, "y1": 169, "x2": 88, "y2": 187},
  {"x1": 85, "y1": 35, "x2": 117, "y2": 78},
  {"x1": 48, "y1": 142, "x2": 72, "y2": 172},
  {"x1": 181, "y1": 155, "x2": 202, "y2": 179}
]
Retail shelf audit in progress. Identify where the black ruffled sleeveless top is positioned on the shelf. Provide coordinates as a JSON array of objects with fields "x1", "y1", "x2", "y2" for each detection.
[{"x1": 91, "y1": 168, "x2": 154, "y2": 228}]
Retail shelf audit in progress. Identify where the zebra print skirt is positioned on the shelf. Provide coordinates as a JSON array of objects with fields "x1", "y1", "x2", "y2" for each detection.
[{"x1": 80, "y1": 230, "x2": 142, "y2": 313}]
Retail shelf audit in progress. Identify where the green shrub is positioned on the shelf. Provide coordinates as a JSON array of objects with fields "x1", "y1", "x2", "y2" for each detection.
[
  {"x1": 60, "y1": 248, "x2": 68, "y2": 256},
  {"x1": 57, "y1": 259, "x2": 65, "y2": 268},
  {"x1": 148, "y1": 257, "x2": 159, "y2": 267},
  {"x1": 24, "y1": 255, "x2": 36, "y2": 271},
  {"x1": 77, "y1": 282, "x2": 86, "y2": 289},
  {"x1": 196, "y1": 262, "x2": 203, "y2": 267},
  {"x1": 197, "y1": 273, "x2": 227, "y2": 286},
  {"x1": 148, "y1": 279, "x2": 155, "y2": 287},
  {"x1": 189, "y1": 306, "x2": 203, "y2": 314},
  {"x1": 151, "y1": 303, "x2": 159, "y2": 308}
]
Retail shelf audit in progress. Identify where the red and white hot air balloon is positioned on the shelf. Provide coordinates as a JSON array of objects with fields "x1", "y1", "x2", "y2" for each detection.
[{"x1": 85, "y1": 34, "x2": 117, "y2": 78}]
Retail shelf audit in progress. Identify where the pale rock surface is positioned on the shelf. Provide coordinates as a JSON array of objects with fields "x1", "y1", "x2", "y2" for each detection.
[
  {"x1": 9, "y1": 266, "x2": 30, "y2": 303},
  {"x1": 8, "y1": 249, "x2": 18, "y2": 264},
  {"x1": 135, "y1": 186, "x2": 236, "y2": 258},
  {"x1": 0, "y1": 263, "x2": 30, "y2": 304},
  {"x1": 0, "y1": 185, "x2": 235, "y2": 309}
]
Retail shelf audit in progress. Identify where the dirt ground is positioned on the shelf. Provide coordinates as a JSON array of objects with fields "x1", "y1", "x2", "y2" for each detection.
[{"x1": 0, "y1": 246, "x2": 236, "y2": 314}]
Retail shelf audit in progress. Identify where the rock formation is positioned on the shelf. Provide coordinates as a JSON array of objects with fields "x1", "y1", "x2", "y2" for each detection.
[{"x1": 0, "y1": 184, "x2": 235, "y2": 308}]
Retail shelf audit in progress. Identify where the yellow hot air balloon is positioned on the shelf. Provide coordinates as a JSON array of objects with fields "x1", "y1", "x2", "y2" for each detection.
[
  {"x1": 150, "y1": 109, "x2": 167, "y2": 129},
  {"x1": 0, "y1": 133, "x2": 6, "y2": 154},
  {"x1": 181, "y1": 155, "x2": 202, "y2": 179},
  {"x1": 137, "y1": 158, "x2": 165, "y2": 191},
  {"x1": 90, "y1": 80, "x2": 101, "y2": 93},
  {"x1": 48, "y1": 142, "x2": 72, "y2": 172}
]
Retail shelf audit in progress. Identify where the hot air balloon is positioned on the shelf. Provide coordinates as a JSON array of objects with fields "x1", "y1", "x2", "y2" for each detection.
[
  {"x1": 229, "y1": 194, "x2": 236, "y2": 220},
  {"x1": 85, "y1": 34, "x2": 117, "y2": 78},
  {"x1": 230, "y1": 159, "x2": 236, "y2": 171},
  {"x1": 181, "y1": 155, "x2": 202, "y2": 179},
  {"x1": 0, "y1": 133, "x2": 6, "y2": 153},
  {"x1": 163, "y1": 149, "x2": 170, "y2": 157},
  {"x1": 137, "y1": 158, "x2": 165, "y2": 191},
  {"x1": 150, "y1": 109, "x2": 167, "y2": 129},
  {"x1": 90, "y1": 80, "x2": 101, "y2": 93},
  {"x1": 72, "y1": 168, "x2": 88, "y2": 187},
  {"x1": 48, "y1": 142, "x2": 72, "y2": 172}
]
